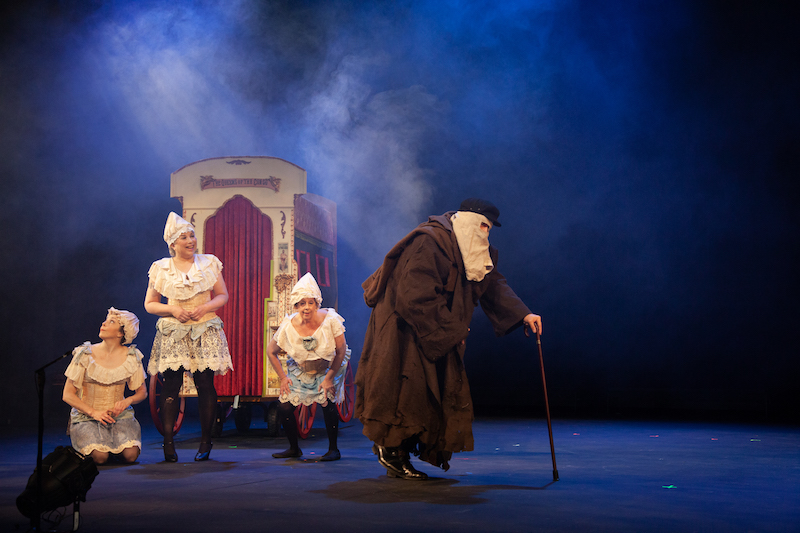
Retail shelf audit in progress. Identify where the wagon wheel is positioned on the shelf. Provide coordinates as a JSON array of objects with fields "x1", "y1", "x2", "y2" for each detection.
[
  {"x1": 266, "y1": 401, "x2": 279, "y2": 437},
  {"x1": 295, "y1": 403, "x2": 317, "y2": 439},
  {"x1": 148, "y1": 373, "x2": 186, "y2": 436},
  {"x1": 336, "y1": 363, "x2": 355, "y2": 422},
  {"x1": 234, "y1": 404, "x2": 253, "y2": 433}
]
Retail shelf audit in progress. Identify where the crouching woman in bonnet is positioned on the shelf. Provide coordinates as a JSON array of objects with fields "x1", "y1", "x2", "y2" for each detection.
[
  {"x1": 266, "y1": 273, "x2": 348, "y2": 461},
  {"x1": 62, "y1": 308, "x2": 147, "y2": 465}
]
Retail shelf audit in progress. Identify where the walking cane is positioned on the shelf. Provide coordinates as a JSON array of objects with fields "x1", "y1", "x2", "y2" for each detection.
[{"x1": 532, "y1": 324, "x2": 558, "y2": 481}]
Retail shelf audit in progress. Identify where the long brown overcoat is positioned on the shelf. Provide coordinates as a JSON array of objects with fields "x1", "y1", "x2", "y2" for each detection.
[{"x1": 355, "y1": 213, "x2": 531, "y2": 470}]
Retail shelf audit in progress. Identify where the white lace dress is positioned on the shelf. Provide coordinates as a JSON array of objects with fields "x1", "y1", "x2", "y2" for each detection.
[
  {"x1": 65, "y1": 342, "x2": 145, "y2": 455},
  {"x1": 146, "y1": 254, "x2": 234, "y2": 376},
  {"x1": 273, "y1": 309, "x2": 348, "y2": 406}
]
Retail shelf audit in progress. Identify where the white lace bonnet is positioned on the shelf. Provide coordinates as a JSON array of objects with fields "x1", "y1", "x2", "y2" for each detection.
[
  {"x1": 108, "y1": 307, "x2": 139, "y2": 345},
  {"x1": 289, "y1": 273, "x2": 323, "y2": 308},
  {"x1": 163, "y1": 212, "x2": 195, "y2": 255}
]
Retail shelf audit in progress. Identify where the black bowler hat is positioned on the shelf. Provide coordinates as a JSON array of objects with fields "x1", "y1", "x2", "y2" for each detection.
[{"x1": 458, "y1": 198, "x2": 502, "y2": 227}]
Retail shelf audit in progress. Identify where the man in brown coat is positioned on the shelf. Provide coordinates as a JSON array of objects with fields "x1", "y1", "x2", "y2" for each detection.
[{"x1": 355, "y1": 198, "x2": 542, "y2": 479}]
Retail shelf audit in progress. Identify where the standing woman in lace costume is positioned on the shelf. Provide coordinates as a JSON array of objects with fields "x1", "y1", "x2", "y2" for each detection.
[
  {"x1": 266, "y1": 273, "x2": 348, "y2": 461},
  {"x1": 62, "y1": 308, "x2": 147, "y2": 464},
  {"x1": 145, "y1": 212, "x2": 233, "y2": 462}
]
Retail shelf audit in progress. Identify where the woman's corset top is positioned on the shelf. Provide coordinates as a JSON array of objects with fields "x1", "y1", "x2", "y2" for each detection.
[
  {"x1": 81, "y1": 380, "x2": 125, "y2": 413},
  {"x1": 298, "y1": 358, "x2": 331, "y2": 375},
  {"x1": 167, "y1": 291, "x2": 217, "y2": 324}
]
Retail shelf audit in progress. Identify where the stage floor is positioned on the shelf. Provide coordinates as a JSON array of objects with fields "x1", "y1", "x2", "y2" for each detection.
[{"x1": 2, "y1": 417, "x2": 798, "y2": 532}]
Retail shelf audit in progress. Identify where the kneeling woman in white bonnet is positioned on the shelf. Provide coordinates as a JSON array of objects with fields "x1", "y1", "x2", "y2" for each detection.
[
  {"x1": 62, "y1": 308, "x2": 147, "y2": 464},
  {"x1": 266, "y1": 273, "x2": 348, "y2": 461}
]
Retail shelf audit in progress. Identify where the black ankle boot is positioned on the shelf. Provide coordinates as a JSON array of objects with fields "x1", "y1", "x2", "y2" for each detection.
[
  {"x1": 372, "y1": 444, "x2": 428, "y2": 480},
  {"x1": 397, "y1": 450, "x2": 428, "y2": 480},
  {"x1": 373, "y1": 444, "x2": 403, "y2": 474}
]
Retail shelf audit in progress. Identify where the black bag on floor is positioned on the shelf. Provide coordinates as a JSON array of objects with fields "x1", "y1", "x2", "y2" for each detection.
[{"x1": 16, "y1": 445, "x2": 99, "y2": 518}]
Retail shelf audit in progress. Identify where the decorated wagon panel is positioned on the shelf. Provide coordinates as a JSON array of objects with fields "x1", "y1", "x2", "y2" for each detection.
[{"x1": 294, "y1": 193, "x2": 338, "y2": 310}]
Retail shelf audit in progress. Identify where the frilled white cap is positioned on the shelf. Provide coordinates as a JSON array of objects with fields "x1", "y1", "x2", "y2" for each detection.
[
  {"x1": 289, "y1": 272, "x2": 323, "y2": 308},
  {"x1": 163, "y1": 212, "x2": 195, "y2": 246},
  {"x1": 108, "y1": 307, "x2": 139, "y2": 345}
]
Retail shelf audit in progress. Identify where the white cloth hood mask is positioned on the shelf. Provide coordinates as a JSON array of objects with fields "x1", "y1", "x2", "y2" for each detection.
[{"x1": 451, "y1": 211, "x2": 494, "y2": 282}]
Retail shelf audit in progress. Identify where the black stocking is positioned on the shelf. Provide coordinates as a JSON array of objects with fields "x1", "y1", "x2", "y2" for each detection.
[
  {"x1": 192, "y1": 369, "x2": 217, "y2": 453},
  {"x1": 321, "y1": 402, "x2": 339, "y2": 452},
  {"x1": 277, "y1": 402, "x2": 300, "y2": 452},
  {"x1": 160, "y1": 369, "x2": 183, "y2": 453}
]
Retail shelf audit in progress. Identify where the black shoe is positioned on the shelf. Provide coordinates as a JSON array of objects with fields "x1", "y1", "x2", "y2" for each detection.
[
  {"x1": 163, "y1": 441, "x2": 178, "y2": 463},
  {"x1": 372, "y1": 443, "x2": 402, "y2": 473},
  {"x1": 194, "y1": 443, "x2": 212, "y2": 461},
  {"x1": 396, "y1": 453, "x2": 428, "y2": 480},
  {"x1": 320, "y1": 449, "x2": 341, "y2": 461},
  {"x1": 272, "y1": 448, "x2": 303, "y2": 458},
  {"x1": 372, "y1": 444, "x2": 427, "y2": 479},
  {"x1": 373, "y1": 444, "x2": 428, "y2": 480}
]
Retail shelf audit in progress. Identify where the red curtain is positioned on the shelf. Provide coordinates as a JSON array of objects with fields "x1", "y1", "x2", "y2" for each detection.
[{"x1": 204, "y1": 195, "x2": 272, "y2": 396}]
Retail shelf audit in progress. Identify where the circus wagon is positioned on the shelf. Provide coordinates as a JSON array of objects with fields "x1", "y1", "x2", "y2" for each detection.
[{"x1": 148, "y1": 156, "x2": 354, "y2": 438}]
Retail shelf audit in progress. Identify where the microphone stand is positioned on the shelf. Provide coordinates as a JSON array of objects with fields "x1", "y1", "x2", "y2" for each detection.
[{"x1": 32, "y1": 350, "x2": 71, "y2": 531}]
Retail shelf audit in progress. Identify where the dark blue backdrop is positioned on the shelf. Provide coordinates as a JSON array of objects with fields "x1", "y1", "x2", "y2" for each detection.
[{"x1": 1, "y1": 0, "x2": 797, "y2": 427}]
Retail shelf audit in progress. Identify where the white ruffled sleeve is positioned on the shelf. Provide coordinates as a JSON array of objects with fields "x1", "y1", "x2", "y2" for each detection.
[
  {"x1": 200, "y1": 254, "x2": 223, "y2": 274},
  {"x1": 273, "y1": 314, "x2": 295, "y2": 357},
  {"x1": 126, "y1": 347, "x2": 147, "y2": 391},
  {"x1": 64, "y1": 342, "x2": 91, "y2": 391},
  {"x1": 147, "y1": 258, "x2": 172, "y2": 292},
  {"x1": 325, "y1": 309, "x2": 346, "y2": 337}
]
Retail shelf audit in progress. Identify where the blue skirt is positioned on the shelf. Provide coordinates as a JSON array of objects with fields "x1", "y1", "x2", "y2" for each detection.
[
  {"x1": 279, "y1": 357, "x2": 348, "y2": 407},
  {"x1": 69, "y1": 412, "x2": 141, "y2": 456}
]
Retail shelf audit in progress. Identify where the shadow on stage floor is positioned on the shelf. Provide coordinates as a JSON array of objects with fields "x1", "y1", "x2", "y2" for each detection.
[{"x1": 1, "y1": 416, "x2": 798, "y2": 532}]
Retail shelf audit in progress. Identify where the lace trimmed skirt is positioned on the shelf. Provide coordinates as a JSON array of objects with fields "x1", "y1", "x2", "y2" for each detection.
[
  {"x1": 69, "y1": 414, "x2": 141, "y2": 456},
  {"x1": 280, "y1": 357, "x2": 348, "y2": 407},
  {"x1": 147, "y1": 316, "x2": 233, "y2": 376}
]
